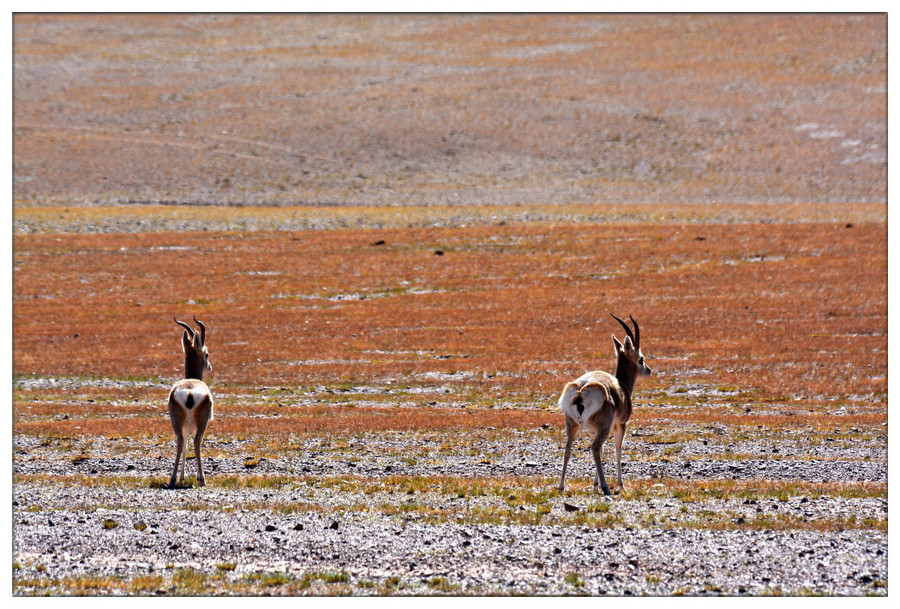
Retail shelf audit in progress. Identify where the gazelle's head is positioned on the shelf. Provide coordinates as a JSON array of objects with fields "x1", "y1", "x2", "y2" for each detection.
[
  {"x1": 175, "y1": 316, "x2": 211, "y2": 379},
  {"x1": 611, "y1": 313, "x2": 651, "y2": 378}
]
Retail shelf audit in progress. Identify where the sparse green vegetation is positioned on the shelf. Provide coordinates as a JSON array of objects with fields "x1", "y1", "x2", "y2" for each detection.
[
  {"x1": 564, "y1": 572, "x2": 586, "y2": 588},
  {"x1": 172, "y1": 568, "x2": 208, "y2": 594},
  {"x1": 426, "y1": 576, "x2": 457, "y2": 593},
  {"x1": 250, "y1": 572, "x2": 292, "y2": 587}
]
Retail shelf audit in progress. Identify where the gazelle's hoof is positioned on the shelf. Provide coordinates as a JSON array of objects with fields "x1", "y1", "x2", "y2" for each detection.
[
  {"x1": 168, "y1": 480, "x2": 177, "y2": 489},
  {"x1": 197, "y1": 477, "x2": 206, "y2": 487}
]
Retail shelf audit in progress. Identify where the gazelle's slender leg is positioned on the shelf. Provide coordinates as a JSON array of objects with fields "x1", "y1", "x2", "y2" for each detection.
[
  {"x1": 194, "y1": 434, "x2": 205, "y2": 487},
  {"x1": 590, "y1": 432, "x2": 610, "y2": 495},
  {"x1": 178, "y1": 435, "x2": 188, "y2": 485},
  {"x1": 169, "y1": 433, "x2": 185, "y2": 489},
  {"x1": 559, "y1": 416, "x2": 578, "y2": 492},
  {"x1": 194, "y1": 411, "x2": 210, "y2": 487},
  {"x1": 590, "y1": 413, "x2": 614, "y2": 496},
  {"x1": 614, "y1": 422, "x2": 627, "y2": 491},
  {"x1": 194, "y1": 396, "x2": 212, "y2": 487}
]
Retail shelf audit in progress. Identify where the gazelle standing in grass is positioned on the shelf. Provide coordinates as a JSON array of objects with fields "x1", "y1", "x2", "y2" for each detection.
[
  {"x1": 168, "y1": 316, "x2": 214, "y2": 489},
  {"x1": 558, "y1": 314, "x2": 651, "y2": 496}
]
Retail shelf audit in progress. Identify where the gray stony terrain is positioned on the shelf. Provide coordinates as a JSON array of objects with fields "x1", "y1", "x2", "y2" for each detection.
[
  {"x1": 13, "y1": 490, "x2": 887, "y2": 596},
  {"x1": 13, "y1": 418, "x2": 888, "y2": 596}
]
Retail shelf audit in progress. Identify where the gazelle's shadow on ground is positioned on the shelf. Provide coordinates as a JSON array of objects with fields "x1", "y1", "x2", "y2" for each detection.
[{"x1": 148, "y1": 479, "x2": 201, "y2": 490}]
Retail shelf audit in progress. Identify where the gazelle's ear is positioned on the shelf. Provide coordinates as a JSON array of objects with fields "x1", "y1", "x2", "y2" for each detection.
[
  {"x1": 622, "y1": 335, "x2": 634, "y2": 351},
  {"x1": 182, "y1": 330, "x2": 191, "y2": 353},
  {"x1": 612, "y1": 334, "x2": 623, "y2": 353},
  {"x1": 192, "y1": 332, "x2": 203, "y2": 349}
]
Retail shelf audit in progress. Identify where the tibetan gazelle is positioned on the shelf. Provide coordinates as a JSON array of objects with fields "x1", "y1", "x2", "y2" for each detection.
[
  {"x1": 167, "y1": 316, "x2": 213, "y2": 489},
  {"x1": 558, "y1": 314, "x2": 651, "y2": 496}
]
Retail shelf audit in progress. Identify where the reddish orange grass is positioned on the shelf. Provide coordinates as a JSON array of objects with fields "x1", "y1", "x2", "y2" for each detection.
[
  {"x1": 14, "y1": 403, "x2": 883, "y2": 438},
  {"x1": 634, "y1": 411, "x2": 884, "y2": 429},
  {"x1": 14, "y1": 406, "x2": 559, "y2": 437},
  {"x1": 13, "y1": 221, "x2": 886, "y2": 408}
]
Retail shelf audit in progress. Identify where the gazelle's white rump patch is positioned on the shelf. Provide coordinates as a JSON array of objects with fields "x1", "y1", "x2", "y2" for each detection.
[{"x1": 171, "y1": 382, "x2": 211, "y2": 410}]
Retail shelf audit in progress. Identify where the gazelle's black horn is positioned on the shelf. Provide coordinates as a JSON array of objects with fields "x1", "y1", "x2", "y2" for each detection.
[
  {"x1": 610, "y1": 313, "x2": 635, "y2": 345},
  {"x1": 174, "y1": 316, "x2": 194, "y2": 337},
  {"x1": 193, "y1": 316, "x2": 206, "y2": 345},
  {"x1": 630, "y1": 315, "x2": 640, "y2": 348}
]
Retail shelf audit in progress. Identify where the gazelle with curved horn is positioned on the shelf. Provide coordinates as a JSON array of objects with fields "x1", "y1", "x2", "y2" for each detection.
[
  {"x1": 558, "y1": 314, "x2": 651, "y2": 496},
  {"x1": 167, "y1": 316, "x2": 214, "y2": 488}
]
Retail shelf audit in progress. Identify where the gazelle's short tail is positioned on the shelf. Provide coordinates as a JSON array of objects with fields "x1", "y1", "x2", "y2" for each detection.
[{"x1": 571, "y1": 389, "x2": 584, "y2": 415}]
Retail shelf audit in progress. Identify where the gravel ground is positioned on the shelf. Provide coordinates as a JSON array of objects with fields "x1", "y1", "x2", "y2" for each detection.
[
  {"x1": 13, "y1": 477, "x2": 888, "y2": 596},
  {"x1": 13, "y1": 377, "x2": 889, "y2": 596},
  {"x1": 13, "y1": 432, "x2": 887, "y2": 484},
  {"x1": 13, "y1": 422, "x2": 888, "y2": 596}
]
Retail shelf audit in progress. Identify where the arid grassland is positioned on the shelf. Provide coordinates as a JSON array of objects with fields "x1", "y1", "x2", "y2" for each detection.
[
  {"x1": 12, "y1": 211, "x2": 887, "y2": 595},
  {"x1": 12, "y1": 14, "x2": 886, "y2": 597}
]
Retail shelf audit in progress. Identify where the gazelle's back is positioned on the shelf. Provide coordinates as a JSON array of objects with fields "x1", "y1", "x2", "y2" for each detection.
[{"x1": 570, "y1": 370, "x2": 618, "y2": 391}]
